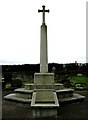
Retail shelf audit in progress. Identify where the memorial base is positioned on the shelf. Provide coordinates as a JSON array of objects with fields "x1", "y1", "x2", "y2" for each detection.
[
  {"x1": 31, "y1": 89, "x2": 59, "y2": 117},
  {"x1": 32, "y1": 108, "x2": 58, "y2": 117},
  {"x1": 34, "y1": 73, "x2": 54, "y2": 85}
]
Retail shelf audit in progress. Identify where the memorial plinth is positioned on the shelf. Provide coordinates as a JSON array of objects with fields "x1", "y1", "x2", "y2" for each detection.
[
  {"x1": 34, "y1": 73, "x2": 54, "y2": 85},
  {"x1": 31, "y1": 89, "x2": 59, "y2": 117}
]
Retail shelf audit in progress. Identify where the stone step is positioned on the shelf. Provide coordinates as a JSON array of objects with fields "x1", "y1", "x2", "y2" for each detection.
[
  {"x1": 14, "y1": 88, "x2": 33, "y2": 99},
  {"x1": 25, "y1": 83, "x2": 64, "y2": 90},
  {"x1": 14, "y1": 88, "x2": 74, "y2": 99},
  {"x1": 4, "y1": 92, "x2": 85, "y2": 106},
  {"x1": 4, "y1": 93, "x2": 85, "y2": 105},
  {"x1": 59, "y1": 93, "x2": 85, "y2": 103},
  {"x1": 56, "y1": 88, "x2": 74, "y2": 99},
  {"x1": 4, "y1": 87, "x2": 85, "y2": 105},
  {"x1": 25, "y1": 84, "x2": 34, "y2": 90},
  {"x1": 4, "y1": 93, "x2": 31, "y2": 103},
  {"x1": 54, "y1": 83, "x2": 64, "y2": 90},
  {"x1": 14, "y1": 88, "x2": 33, "y2": 93}
]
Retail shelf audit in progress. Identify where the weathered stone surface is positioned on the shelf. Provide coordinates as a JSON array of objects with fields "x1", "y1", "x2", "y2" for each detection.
[
  {"x1": 4, "y1": 92, "x2": 85, "y2": 104},
  {"x1": 34, "y1": 73, "x2": 54, "y2": 85},
  {"x1": 14, "y1": 88, "x2": 33, "y2": 93},
  {"x1": 25, "y1": 84, "x2": 34, "y2": 90},
  {"x1": 16, "y1": 93, "x2": 32, "y2": 99},
  {"x1": 31, "y1": 90, "x2": 59, "y2": 108},
  {"x1": 54, "y1": 83, "x2": 64, "y2": 90},
  {"x1": 32, "y1": 108, "x2": 57, "y2": 117},
  {"x1": 4, "y1": 94, "x2": 31, "y2": 103},
  {"x1": 59, "y1": 93, "x2": 85, "y2": 103},
  {"x1": 56, "y1": 88, "x2": 74, "y2": 99},
  {"x1": 34, "y1": 84, "x2": 54, "y2": 89},
  {"x1": 25, "y1": 83, "x2": 64, "y2": 90},
  {"x1": 40, "y1": 24, "x2": 48, "y2": 73},
  {"x1": 35, "y1": 90, "x2": 55, "y2": 103}
]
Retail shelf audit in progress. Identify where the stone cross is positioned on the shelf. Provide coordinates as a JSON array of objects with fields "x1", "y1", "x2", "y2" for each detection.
[
  {"x1": 38, "y1": 5, "x2": 49, "y2": 24},
  {"x1": 38, "y1": 5, "x2": 49, "y2": 73}
]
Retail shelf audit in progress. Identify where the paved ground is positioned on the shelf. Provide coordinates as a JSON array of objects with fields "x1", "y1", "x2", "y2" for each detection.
[{"x1": 2, "y1": 89, "x2": 88, "y2": 120}]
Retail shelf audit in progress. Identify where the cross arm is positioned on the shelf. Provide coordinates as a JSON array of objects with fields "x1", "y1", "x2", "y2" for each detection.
[
  {"x1": 38, "y1": 10, "x2": 49, "y2": 13},
  {"x1": 38, "y1": 5, "x2": 50, "y2": 24}
]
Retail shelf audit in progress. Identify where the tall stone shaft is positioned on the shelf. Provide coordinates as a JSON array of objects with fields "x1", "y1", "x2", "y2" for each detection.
[
  {"x1": 40, "y1": 24, "x2": 48, "y2": 73},
  {"x1": 38, "y1": 5, "x2": 49, "y2": 73}
]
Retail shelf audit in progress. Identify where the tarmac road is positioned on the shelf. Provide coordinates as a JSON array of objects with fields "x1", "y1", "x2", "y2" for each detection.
[{"x1": 2, "y1": 90, "x2": 88, "y2": 120}]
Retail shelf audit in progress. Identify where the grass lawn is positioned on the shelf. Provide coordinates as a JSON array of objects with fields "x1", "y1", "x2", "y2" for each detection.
[
  {"x1": 70, "y1": 76, "x2": 88, "y2": 90},
  {"x1": 71, "y1": 76, "x2": 88, "y2": 85}
]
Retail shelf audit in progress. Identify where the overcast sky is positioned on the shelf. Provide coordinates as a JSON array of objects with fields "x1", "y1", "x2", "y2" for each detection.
[{"x1": 0, "y1": 0, "x2": 86, "y2": 65}]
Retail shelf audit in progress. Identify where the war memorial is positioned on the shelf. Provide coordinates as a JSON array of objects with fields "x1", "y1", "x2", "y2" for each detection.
[{"x1": 4, "y1": 5, "x2": 85, "y2": 118}]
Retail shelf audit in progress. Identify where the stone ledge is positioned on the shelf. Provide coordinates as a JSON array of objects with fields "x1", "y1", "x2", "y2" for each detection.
[
  {"x1": 59, "y1": 93, "x2": 85, "y2": 103},
  {"x1": 34, "y1": 89, "x2": 55, "y2": 91},
  {"x1": 56, "y1": 88, "x2": 74, "y2": 99},
  {"x1": 54, "y1": 83, "x2": 64, "y2": 90},
  {"x1": 34, "y1": 84, "x2": 54, "y2": 89},
  {"x1": 4, "y1": 94, "x2": 31, "y2": 103},
  {"x1": 31, "y1": 104, "x2": 59, "y2": 108},
  {"x1": 15, "y1": 88, "x2": 33, "y2": 93},
  {"x1": 25, "y1": 84, "x2": 34, "y2": 90},
  {"x1": 56, "y1": 88, "x2": 74, "y2": 93},
  {"x1": 34, "y1": 73, "x2": 54, "y2": 76},
  {"x1": 25, "y1": 83, "x2": 64, "y2": 90},
  {"x1": 4, "y1": 93, "x2": 85, "y2": 104}
]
